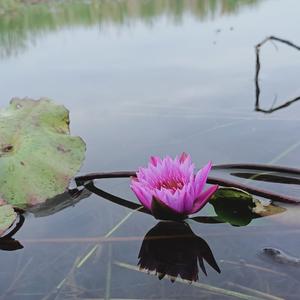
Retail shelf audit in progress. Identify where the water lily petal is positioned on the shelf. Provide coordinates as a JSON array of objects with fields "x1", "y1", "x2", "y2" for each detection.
[
  {"x1": 150, "y1": 156, "x2": 162, "y2": 167},
  {"x1": 167, "y1": 189, "x2": 185, "y2": 213},
  {"x1": 194, "y1": 161, "x2": 212, "y2": 197},
  {"x1": 191, "y1": 185, "x2": 218, "y2": 214},
  {"x1": 151, "y1": 196, "x2": 185, "y2": 220},
  {"x1": 182, "y1": 182, "x2": 196, "y2": 213},
  {"x1": 130, "y1": 182, "x2": 152, "y2": 210},
  {"x1": 131, "y1": 154, "x2": 215, "y2": 219},
  {"x1": 153, "y1": 188, "x2": 172, "y2": 207},
  {"x1": 179, "y1": 152, "x2": 189, "y2": 163},
  {"x1": 153, "y1": 188, "x2": 181, "y2": 213}
]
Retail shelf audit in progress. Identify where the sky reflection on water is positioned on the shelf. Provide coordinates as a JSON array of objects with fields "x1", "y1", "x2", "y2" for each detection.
[{"x1": 1, "y1": 0, "x2": 300, "y2": 299}]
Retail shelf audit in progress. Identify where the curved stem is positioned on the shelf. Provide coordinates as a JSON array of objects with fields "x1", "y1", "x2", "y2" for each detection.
[
  {"x1": 190, "y1": 216, "x2": 224, "y2": 224},
  {"x1": 76, "y1": 171, "x2": 135, "y2": 186},
  {"x1": 75, "y1": 164, "x2": 300, "y2": 185},
  {"x1": 75, "y1": 163, "x2": 300, "y2": 204},
  {"x1": 85, "y1": 181, "x2": 149, "y2": 214},
  {"x1": 85, "y1": 182, "x2": 223, "y2": 223},
  {"x1": 207, "y1": 176, "x2": 299, "y2": 204},
  {"x1": 212, "y1": 163, "x2": 300, "y2": 175}
]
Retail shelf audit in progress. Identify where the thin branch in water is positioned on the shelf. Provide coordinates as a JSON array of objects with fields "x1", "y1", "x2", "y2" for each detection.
[
  {"x1": 219, "y1": 260, "x2": 287, "y2": 277},
  {"x1": 114, "y1": 261, "x2": 263, "y2": 300},
  {"x1": 76, "y1": 207, "x2": 142, "y2": 269},
  {"x1": 1, "y1": 257, "x2": 33, "y2": 298},
  {"x1": 255, "y1": 35, "x2": 300, "y2": 113},
  {"x1": 226, "y1": 281, "x2": 284, "y2": 300}
]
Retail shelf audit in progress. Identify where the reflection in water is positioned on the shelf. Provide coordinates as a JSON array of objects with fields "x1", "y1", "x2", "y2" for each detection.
[
  {"x1": 138, "y1": 221, "x2": 220, "y2": 282},
  {"x1": 0, "y1": 188, "x2": 91, "y2": 251},
  {"x1": 0, "y1": 0, "x2": 261, "y2": 57},
  {"x1": 28, "y1": 187, "x2": 91, "y2": 217},
  {"x1": 0, "y1": 214, "x2": 24, "y2": 251},
  {"x1": 255, "y1": 36, "x2": 300, "y2": 113}
]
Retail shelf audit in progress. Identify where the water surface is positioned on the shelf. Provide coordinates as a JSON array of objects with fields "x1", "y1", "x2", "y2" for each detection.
[{"x1": 1, "y1": 0, "x2": 300, "y2": 299}]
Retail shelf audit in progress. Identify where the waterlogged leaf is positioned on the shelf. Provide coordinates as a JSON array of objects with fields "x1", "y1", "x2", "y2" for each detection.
[
  {"x1": 210, "y1": 187, "x2": 285, "y2": 226},
  {"x1": 252, "y1": 199, "x2": 286, "y2": 217},
  {"x1": 0, "y1": 98, "x2": 86, "y2": 209},
  {"x1": 0, "y1": 204, "x2": 17, "y2": 236},
  {"x1": 29, "y1": 188, "x2": 92, "y2": 218}
]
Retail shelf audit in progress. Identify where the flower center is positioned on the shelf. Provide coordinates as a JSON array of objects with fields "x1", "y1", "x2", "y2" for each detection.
[{"x1": 158, "y1": 179, "x2": 184, "y2": 193}]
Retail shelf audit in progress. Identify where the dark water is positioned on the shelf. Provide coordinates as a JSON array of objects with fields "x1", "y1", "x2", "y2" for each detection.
[{"x1": 1, "y1": 0, "x2": 300, "y2": 299}]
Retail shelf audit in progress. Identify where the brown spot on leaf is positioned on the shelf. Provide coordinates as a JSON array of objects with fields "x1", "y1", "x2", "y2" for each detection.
[
  {"x1": 57, "y1": 144, "x2": 71, "y2": 153},
  {"x1": 56, "y1": 127, "x2": 68, "y2": 134},
  {"x1": 1, "y1": 144, "x2": 13, "y2": 153},
  {"x1": 29, "y1": 195, "x2": 41, "y2": 206}
]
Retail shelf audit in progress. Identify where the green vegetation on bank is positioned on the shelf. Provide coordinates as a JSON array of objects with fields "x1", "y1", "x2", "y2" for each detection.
[{"x1": 0, "y1": 0, "x2": 260, "y2": 57}]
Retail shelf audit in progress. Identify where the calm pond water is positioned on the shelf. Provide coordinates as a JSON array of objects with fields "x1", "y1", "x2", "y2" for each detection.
[{"x1": 1, "y1": 0, "x2": 300, "y2": 299}]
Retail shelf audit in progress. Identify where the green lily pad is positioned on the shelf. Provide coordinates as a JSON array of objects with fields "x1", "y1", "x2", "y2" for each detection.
[
  {"x1": 0, "y1": 203, "x2": 17, "y2": 236},
  {"x1": 210, "y1": 187, "x2": 286, "y2": 226},
  {"x1": 0, "y1": 98, "x2": 86, "y2": 209}
]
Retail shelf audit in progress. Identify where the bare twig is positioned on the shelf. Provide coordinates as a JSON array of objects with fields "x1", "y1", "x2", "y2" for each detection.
[{"x1": 255, "y1": 36, "x2": 300, "y2": 113}]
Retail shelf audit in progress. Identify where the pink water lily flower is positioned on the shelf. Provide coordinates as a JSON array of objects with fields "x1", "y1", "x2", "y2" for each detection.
[{"x1": 131, "y1": 153, "x2": 218, "y2": 220}]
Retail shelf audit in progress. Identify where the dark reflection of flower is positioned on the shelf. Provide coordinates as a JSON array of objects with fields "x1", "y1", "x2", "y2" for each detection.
[{"x1": 138, "y1": 221, "x2": 220, "y2": 282}]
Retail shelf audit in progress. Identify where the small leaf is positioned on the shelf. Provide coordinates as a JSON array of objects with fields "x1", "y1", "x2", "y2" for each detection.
[
  {"x1": 209, "y1": 187, "x2": 285, "y2": 226},
  {"x1": 0, "y1": 204, "x2": 17, "y2": 236},
  {"x1": 210, "y1": 187, "x2": 253, "y2": 203},
  {"x1": 210, "y1": 187, "x2": 254, "y2": 226},
  {"x1": 0, "y1": 98, "x2": 86, "y2": 209}
]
